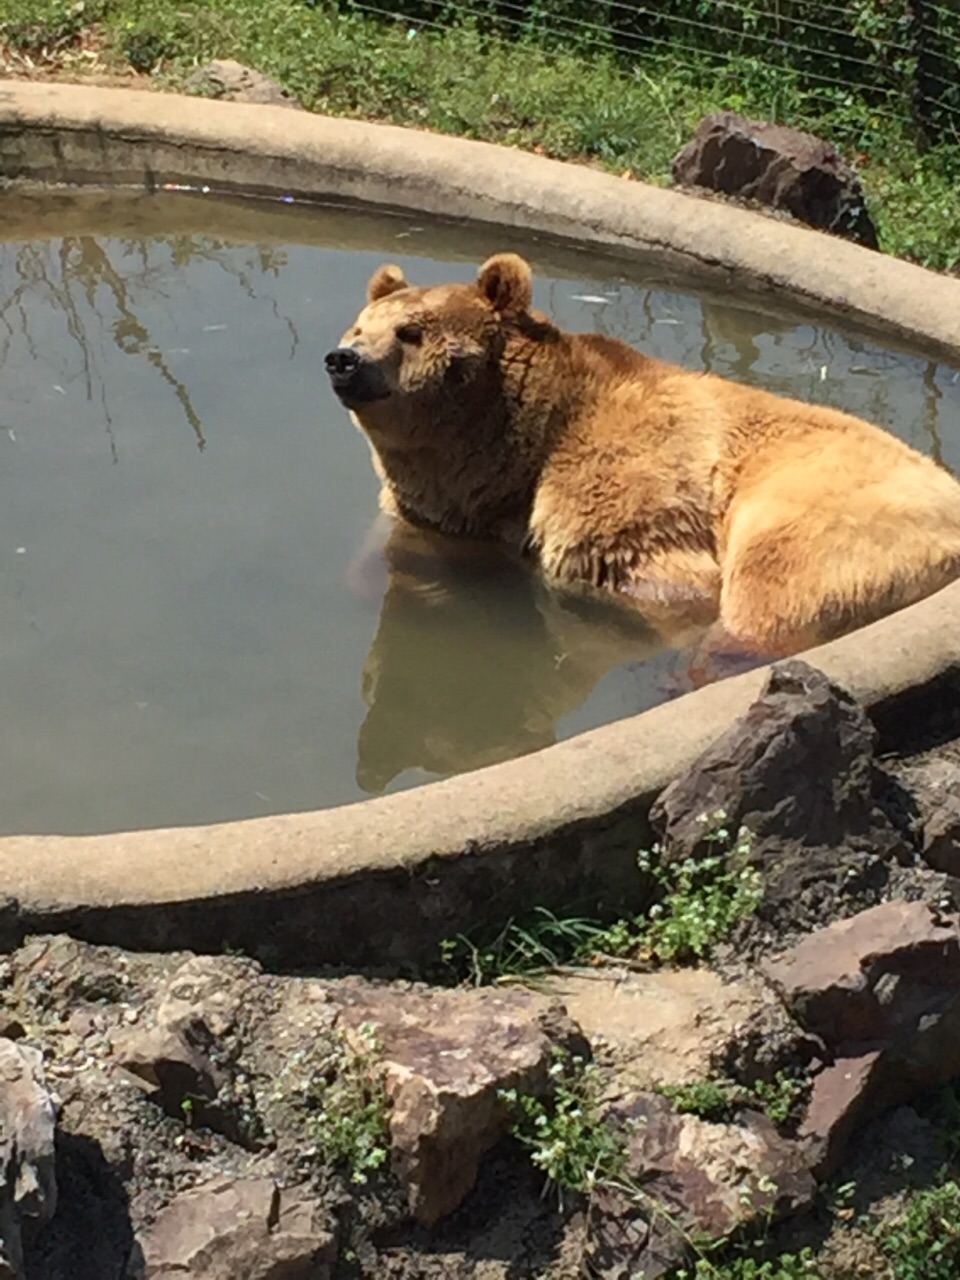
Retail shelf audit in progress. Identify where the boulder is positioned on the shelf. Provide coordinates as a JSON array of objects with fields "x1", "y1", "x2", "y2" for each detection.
[
  {"x1": 587, "y1": 1093, "x2": 815, "y2": 1278},
  {"x1": 671, "y1": 112, "x2": 879, "y2": 248},
  {"x1": 649, "y1": 661, "x2": 906, "y2": 938},
  {"x1": 331, "y1": 980, "x2": 587, "y2": 1225},
  {"x1": 185, "y1": 60, "x2": 301, "y2": 109},
  {"x1": 763, "y1": 900, "x2": 960, "y2": 1172}
]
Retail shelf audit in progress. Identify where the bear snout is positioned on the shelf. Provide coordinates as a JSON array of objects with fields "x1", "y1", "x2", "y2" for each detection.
[
  {"x1": 324, "y1": 347, "x2": 391, "y2": 406},
  {"x1": 325, "y1": 346, "x2": 362, "y2": 383}
]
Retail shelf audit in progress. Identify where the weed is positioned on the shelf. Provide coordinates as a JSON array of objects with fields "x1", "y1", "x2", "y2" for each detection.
[
  {"x1": 873, "y1": 1179, "x2": 960, "y2": 1280},
  {"x1": 657, "y1": 1077, "x2": 743, "y2": 1123},
  {"x1": 656, "y1": 1070, "x2": 806, "y2": 1128},
  {"x1": 674, "y1": 1248, "x2": 821, "y2": 1278},
  {"x1": 502, "y1": 1054, "x2": 813, "y2": 1272},
  {"x1": 751, "y1": 1073, "x2": 806, "y2": 1126},
  {"x1": 273, "y1": 1022, "x2": 391, "y2": 1186},
  {"x1": 0, "y1": 0, "x2": 97, "y2": 57},
  {"x1": 440, "y1": 813, "x2": 760, "y2": 984},
  {"x1": 438, "y1": 906, "x2": 618, "y2": 986},
  {"x1": 499, "y1": 1053, "x2": 626, "y2": 1205},
  {"x1": 639, "y1": 811, "x2": 761, "y2": 964}
]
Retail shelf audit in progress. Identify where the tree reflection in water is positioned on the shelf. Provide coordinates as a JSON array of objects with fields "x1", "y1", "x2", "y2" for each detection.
[{"x1": 0, "y1": 233, "x2": 297, "y2": 458}]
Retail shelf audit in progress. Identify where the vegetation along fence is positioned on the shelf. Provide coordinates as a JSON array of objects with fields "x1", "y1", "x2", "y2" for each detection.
[{"x1": 341, "y1": 0, "x2": 960, "y2": 147}]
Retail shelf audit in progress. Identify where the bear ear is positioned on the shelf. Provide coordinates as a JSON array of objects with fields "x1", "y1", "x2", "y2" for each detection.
[
  {"x1": 367, "y1": 264, "x2": 408, "y2": 303},
  {"x1": 477, "y1": 253, "x2": 533, "y2": 317}
]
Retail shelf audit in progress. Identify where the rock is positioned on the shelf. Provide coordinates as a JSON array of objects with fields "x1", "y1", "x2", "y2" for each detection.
[
  {"x1": 11, "y1": 935, "x2": 135, "y2": 1011},
  {"x1": 138, "y1": 1176, "x2": 336, "y2": 1279},
  {"x1": 0, "y1": 1016, "x2": 25, "y2": 1042},
  {"x1": 649, "y1": 661, "x2": 906, "y2": 938},
  {"x1": 112, "y1": 956, "x2": 264, "y2": 1148},
  {"x1": 798, "y1": 1052, "x2": 884, "y2": 1176},
  {"x1": 587, "y1": 1093, "x2": 815, "y2": 1278},
  {"x1": 331, "y1": 981, "x2": 587, "y2": 1225},
  {"x1": 0, "y1": 1040, "x2": 58, "y2": 1279},
  {"x1": 671, "y1": 111, "x2": 879, "y2": 248},
  {"x1": 113, "y1": 1015, "x2": 229, "y2": 1126},
  {"x1": 897, "y1": 755, "x2": 960, "y2": 876},
  {"x1": 762, "y1": 899, "x2": 960, "y2": 1045},
  {"x1": 920, "y1": 797, "x2": 960, "y2": 876},
  {"x1": 185, "y1": 60, "x2": 301, "y2": 109},
  {"x1": 652, "y1": 661, "x2": 895, "y2": 857},
  {"x1": 764, "y1": 900, "x2": 960, "y2": 1172},
  {"x1": 539, "y1": 967, "x2": 780, "y2": 1090}
]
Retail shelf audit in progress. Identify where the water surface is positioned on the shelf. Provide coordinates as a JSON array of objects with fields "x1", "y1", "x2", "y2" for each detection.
[{"x1": 1, "y1": 190, "x2": 957, "y2": 834}]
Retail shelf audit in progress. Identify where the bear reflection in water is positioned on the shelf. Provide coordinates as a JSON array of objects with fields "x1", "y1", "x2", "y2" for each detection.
[{"x1": 351, "y1": 517, "x2": 713, "y2": 793}]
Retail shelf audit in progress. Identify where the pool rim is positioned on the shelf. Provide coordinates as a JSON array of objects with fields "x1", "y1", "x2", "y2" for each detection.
[{"x1": 1, "y1": 79, "x2": 958, "y2": 967}]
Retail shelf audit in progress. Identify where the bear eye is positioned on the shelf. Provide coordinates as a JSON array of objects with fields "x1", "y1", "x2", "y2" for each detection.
[{"x1": 395, "y1": 323, "x2": 423, "y2": 345}]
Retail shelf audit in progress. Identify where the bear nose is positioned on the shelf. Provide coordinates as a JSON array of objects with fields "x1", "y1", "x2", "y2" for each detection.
[{"x1": 325, "y1": 347, "x2": 361, "y2": 380}]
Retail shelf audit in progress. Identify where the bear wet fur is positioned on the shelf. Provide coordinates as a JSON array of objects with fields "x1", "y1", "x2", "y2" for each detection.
[{"x1": 326, "y1": 252, "x2": 960, "y2": 660}]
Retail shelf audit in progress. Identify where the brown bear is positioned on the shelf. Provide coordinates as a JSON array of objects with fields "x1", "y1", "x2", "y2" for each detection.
[{"x1": 326, "y1": 252, "x2": 960, "y2": 661}]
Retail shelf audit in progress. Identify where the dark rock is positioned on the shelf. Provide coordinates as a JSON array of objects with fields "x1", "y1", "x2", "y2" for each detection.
[
  {"x1": 137, "y1": 1176, "x2": 336, "y2": 1279},
  {"x1": 764, "y1": 900, "x2": 960, "y2": 1173},
  {"x1": 671, "y1": 112, "x2": 879, "y2": 248},
  {"x1": 898, "y1": 755, "x2": 960, "y2": 876},
  {"x1": 649, "y1": 661, "x2": 907, "y2": 938},
  {"x1": 184, "y1": 60, "x2": 302, "y2": 109},
  {"x1": 0, "y1": 1040, "x2": 58, "y2": 1279},
  {"x1": 113, "y1": 1015, "x2": 230, "y2": 1131},
  {"x1": 0, "y1": 1016, "x2": 25, "y2": 1042},
  {"x1": 827, "y1": 1104, "x2": 947, "y2": 1206},
  {"x1": 798, "y1": 1052, "x2": 884, "y2": 1176},
  {"x1": 652, "y1": 661, "x2": 898, "y2": 858},
  {"x1": 587, "y1": 1093, "x2": 815, "y2": 1278}
]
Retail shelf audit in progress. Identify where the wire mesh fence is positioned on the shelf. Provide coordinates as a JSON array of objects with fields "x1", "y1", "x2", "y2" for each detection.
[{"x1": 342, "y1": 0, "x2": 960, "y2": 145}]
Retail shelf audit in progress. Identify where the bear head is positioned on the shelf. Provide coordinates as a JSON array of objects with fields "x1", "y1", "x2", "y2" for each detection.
[{"x1": 324, "y1": 252, "x2": 536, "y2": 414}]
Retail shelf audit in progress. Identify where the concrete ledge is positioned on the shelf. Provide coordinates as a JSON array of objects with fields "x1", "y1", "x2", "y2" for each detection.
[
  {"x1": 3, "y1": 80, "x2": 960, "y2": 360},
  {"x1": 1, "y1": 81, "x2": 959, "y2": 968}
]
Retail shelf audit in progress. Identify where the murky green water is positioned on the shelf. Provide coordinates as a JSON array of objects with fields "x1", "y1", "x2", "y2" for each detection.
[{"x1": 1, "y1": 190, "x2": 958, "y2": 834}]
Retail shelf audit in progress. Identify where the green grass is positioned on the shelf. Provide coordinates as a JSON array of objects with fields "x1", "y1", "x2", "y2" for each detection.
[
  {"x1": 439, "y1": 813, "x2": 761, "y2": 985},
  {"x1": 674, "y1": 1252, "x2": 821, "y2": 1279},
  {"x1": 3, "y1": 0, "x2": 960, "y2": 270},
  {"x1": 655, "y1": 1070, "x2": 806, "y2": 1128}
]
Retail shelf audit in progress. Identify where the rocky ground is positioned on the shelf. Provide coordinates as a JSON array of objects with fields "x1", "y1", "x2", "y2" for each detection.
[{"x1": 2, "y1": 661, "x2": 960, "y2": 1278}]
